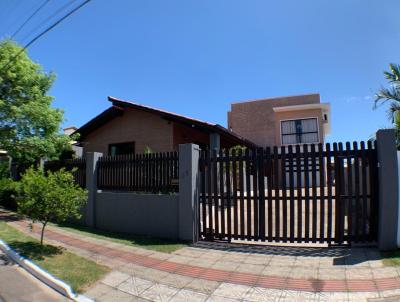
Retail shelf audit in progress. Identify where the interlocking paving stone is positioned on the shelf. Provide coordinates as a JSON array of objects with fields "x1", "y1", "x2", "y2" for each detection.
[
  {"x1": 117, "y1": 276, "x2": 154, "y2": 296},
  {"x1": 368, "y1": 297, "x2": 400, "y2": 302},
  {"x1": 212, "y1": 283, "x2": 251, "y2": 299},
  {"x1": 85, "y1": 283, "x2": 114, "y2": 300},
  {"x1": 170, "y1": 289, "x2": 208, "y2": 302},
  {"x1": 140, "y1": 283, "x2": 179, "y2": 302},
  {"x1": 211, "y1": 261, "x2": 241, "y2": 271},
  {"x1": 101, "y1": 271, "x2": 131, "y2": 287},
  {"x1": 185, "y1": 278, "x2": 221, "y2": 295},
  {"x1": 243, "y1": 287, "x2": 284, "y2": 302},
  {"x1": 242, "y1": 254, "x2": 271, "y2": 265},
  {"x1": 261, "y1": 265, "x2": 292, "y2": 278},
  {"x1": 235, "y1": 263, "x2": 265, "y2": 274},
  {"x1": 372, "y1": 268, "x2": 399, "y2": 279},
  {"x1": 318, "y1": 268, "x2": 346, "y2": 280},
  {"x1": 159, "y1": 274, "x2": 194, "y2": 289}
]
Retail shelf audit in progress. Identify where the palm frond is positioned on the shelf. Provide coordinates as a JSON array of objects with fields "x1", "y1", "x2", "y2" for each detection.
[
  {"x1": 386, "y1": 102, "x2": 400, "y2": 122},
  {"x1": 374, "y1": 85, "x2": 400, "y2": 109},
  {"x1": 384, "y1": 63, "x2": 400, "y2": 84}
]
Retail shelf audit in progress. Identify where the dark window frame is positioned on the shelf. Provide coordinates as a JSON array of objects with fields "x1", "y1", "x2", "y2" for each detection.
[
  {"x1": 280, "y1": 117, "x2": 319, "y2": 145},
  {"x1": 108, "y1": 141, "x2": 135, "y2": 156}
]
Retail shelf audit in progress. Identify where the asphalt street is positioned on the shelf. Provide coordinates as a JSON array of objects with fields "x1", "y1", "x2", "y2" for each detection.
[{"x1": 0, "y1": 250, "x2": 68, "y2": 302}]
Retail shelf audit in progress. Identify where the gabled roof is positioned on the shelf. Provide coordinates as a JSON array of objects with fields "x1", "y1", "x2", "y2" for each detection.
[{"x1": 74, "y1": 96, "x2": 257, "y2": 148}]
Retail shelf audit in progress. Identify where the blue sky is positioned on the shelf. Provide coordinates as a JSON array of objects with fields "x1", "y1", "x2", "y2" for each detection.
[{"x1": 1, "y1": 0, "x2": 399, "y2": 143}]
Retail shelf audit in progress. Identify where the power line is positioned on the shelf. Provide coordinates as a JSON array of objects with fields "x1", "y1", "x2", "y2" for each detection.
[
  {"x1": 11, "y1": 0, "x2": 52, "y2": 39},
  {"x1": 0, "y1": 0, "x2": 92, "y2": 74},
  {"x1": 20, "y1": 0, "x2": 80, "y2": 44},
  {"x1": 0, "y1": 0, "x2": 23, "y2": 37}
]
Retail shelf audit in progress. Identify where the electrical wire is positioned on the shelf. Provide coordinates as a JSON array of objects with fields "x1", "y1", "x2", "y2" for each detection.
[
  {"x1": 0, "y1": 0, "x2": 92, "y2": 74},
  {"x1": 20, "y1": 0, "x2": 80, "y2": 44},
  {"x1": 11, "y1": 0, "x2": 52, "y2": 39}
]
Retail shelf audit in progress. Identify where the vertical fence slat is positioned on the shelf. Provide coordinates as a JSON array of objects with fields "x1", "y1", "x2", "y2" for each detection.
[
  {"x1": 360, "y1": 142, "x2": 368, "y2": 242},
  {"x1": 337, "y1": 142, "x2": 345, "y2": 244},
  {"x1": 281, "y1": 146, "x2": 287, "y2": 242},
  {"x1": 207, "y1": 151, "x2": 213, "y2": 237},
  {"x1": 266, "y1": 147, "x2": 273, "y2": 242},
  {"x1": 353, "y1": 142, "x2": 360, "y2": 242},
  {"x1": 295, "y1": 144, "x2": 302, "y2": 243},
  {"x1": 252, "y1": 148, "x2": 259, "y2": 241},
  {"x1": 219, "y1": 149, "x2": 225, "y2": 239},
  {"x1": 238, "y1": 149, "x2": 245, "y2": 240},
  {"x1": 318, "y1": 143, "x2": 325, "y2": 243},
  {"x1": 310, "y1": 144, "x2": 317, "y2": 243},
  {"x1": 201, "y1": 151, "x2": 206, "y2": 237},
  {"x1": 288, "y1": 145, "x2": 295, "y2": 243},
  {"x1": 258, "y1": 148, "x2": 266, "y2": 241},
  {"x1": 232, "y1": 149, "x2": 238, "y2": 240},
  {"x1": 273, "y1": 146, "x2": 280, "y2": 241},
  {"x1": 226, "y1": 149, "x2": 232, "y2": 240},
  {"x1": 213, "y1": 149, "x2": 219, "y2": 239},
  {"x1": 303, "y1": 144, "x2": 310, "y2": 243},
  {"x1": 245, "y1": 148, "x2": 252, "y2": 240},
  {"x1": 346, "y1": 142, "x2": 353, "y2": 243},
  {"x1": 326, "y1": 143, "x2": 333, "y2": 244}
]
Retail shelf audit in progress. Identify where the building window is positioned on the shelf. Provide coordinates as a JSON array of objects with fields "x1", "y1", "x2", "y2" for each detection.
[
  {"x1": 281, "y1": 118, "x2": 319, "y2": 145},
  {"x1": 108, "y1": 142, "x2": 135, "y2": 156}
]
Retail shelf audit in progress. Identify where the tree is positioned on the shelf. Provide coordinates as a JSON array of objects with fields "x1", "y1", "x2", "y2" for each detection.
[
  {"x1": 17, "y1": 168, "x2": 87, "y2": 245},
  {"x1": 375, "y1": 63, "x2": 400, "y2": 147},
  {"x1": 0, "y1": 40, "x2": 71, "y2": 164}
]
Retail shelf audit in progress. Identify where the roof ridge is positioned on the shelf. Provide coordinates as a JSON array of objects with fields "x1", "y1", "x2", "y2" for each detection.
[
  {"x1": 108, "y1": 96, "x2": 217, "y2": 127},
  {"x1": 231, "y1": 93, "x2": 320, "y2": 105}
]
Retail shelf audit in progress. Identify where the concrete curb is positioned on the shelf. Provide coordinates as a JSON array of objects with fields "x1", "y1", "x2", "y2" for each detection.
[{"x1": 0, "y1": 239, "x2": 93, "y2": 302}]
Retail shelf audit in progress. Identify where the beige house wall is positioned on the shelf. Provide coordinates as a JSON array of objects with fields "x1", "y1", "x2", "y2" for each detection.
[
  {"x1": 274, "y1": 109, "x2": 325, "y2": 146},
  {"x1": 81, "y1": 109, "x2": 174, "y2": 155},
  {"x1": 228, "y1": 94, "x2": 321, "y2": 147}
]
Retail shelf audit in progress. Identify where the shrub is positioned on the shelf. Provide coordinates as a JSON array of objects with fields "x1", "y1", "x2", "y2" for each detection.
[
  {"x1": 0, "y1": 160, "x2": 10, "y2": 178},
  {"x1": 18, "y1": 168, "x2": 87, "y2": 245},
  {"x1": 0, "y1": 178, "x2": 18, "y2": 210}
]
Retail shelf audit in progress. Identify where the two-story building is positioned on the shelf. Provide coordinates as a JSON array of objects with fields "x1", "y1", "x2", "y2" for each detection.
[{"x1": 228, "y1": 93, "x2": 330, "y2": 147}]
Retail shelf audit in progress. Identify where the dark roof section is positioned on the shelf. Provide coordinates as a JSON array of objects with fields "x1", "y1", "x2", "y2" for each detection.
[{"x1": 75, "y1": 96, "x2": 258, "y2": 148}]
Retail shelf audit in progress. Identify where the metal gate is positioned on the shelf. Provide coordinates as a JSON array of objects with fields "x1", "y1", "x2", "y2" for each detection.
[{"x1": 199, "y1": 141, "x2": 379, "y2": 245}]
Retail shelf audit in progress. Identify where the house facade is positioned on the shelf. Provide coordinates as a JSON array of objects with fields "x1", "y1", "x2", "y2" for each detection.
[
  {"x1": 227, "y1": 93, "x2": 331, "y2": 147},
  {"x1": 75, "y1": 96, "x2": 255, "y2": 156},
  {"x1": 74, "y1": 94, "x2": 330, "y2": 156}
]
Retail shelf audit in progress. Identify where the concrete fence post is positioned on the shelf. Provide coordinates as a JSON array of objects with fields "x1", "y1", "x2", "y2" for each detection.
[
  {"x1": 178, "y1": 144, "x2": 201, "y2": 242},
  {"x1": 376, "y1": 129, "x2": 399, "y2": 251},
  {"x1": 85, "y1": 152, "x2": 102, "y2": 228}
]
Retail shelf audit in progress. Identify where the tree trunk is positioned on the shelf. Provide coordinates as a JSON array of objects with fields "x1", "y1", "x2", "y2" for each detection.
[{"x1": 40, "y1": 222, "x2": 47, "y2": 245}]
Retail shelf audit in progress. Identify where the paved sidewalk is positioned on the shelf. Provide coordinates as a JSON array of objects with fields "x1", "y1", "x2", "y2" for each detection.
[{"x1": 2, "y1": 211, "x2": 400, "y2": 302}]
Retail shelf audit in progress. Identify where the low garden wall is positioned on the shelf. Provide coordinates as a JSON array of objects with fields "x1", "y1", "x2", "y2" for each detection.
[{"x1": 95, "y1": 192, "x2": 179, "y2": 239}]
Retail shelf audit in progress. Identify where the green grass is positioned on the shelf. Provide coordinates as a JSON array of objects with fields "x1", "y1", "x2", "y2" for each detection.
[
  {"x1": 0, "y1": 221, "x2": 110, "y2": 293},
  {"x1": 52, "y1": 222, "x2": 187, "y2": 254},
  {"x1": 381, "y1": 250, "x2": 400, "y2": 266}
]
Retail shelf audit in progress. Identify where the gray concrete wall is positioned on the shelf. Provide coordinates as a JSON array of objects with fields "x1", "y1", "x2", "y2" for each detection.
[
  {"x1": 95, "y1": 192, "x2": 179, "y2": 240},
  {"x1": 376, "y1": 129, "x2": 399, "y2": 251},
  {"x1": 178, "y1": 144, "x2": 200, "y2": 242}
]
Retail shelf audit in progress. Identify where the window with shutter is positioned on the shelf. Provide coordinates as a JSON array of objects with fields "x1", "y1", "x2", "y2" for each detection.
[{"x1": 280, "y1": 118, "x2": 319, "y2": 145}]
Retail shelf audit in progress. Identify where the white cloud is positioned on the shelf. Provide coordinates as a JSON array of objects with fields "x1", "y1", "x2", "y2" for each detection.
[{"x1": 345, "y1": 95, "x2": 373, "y2": 102}]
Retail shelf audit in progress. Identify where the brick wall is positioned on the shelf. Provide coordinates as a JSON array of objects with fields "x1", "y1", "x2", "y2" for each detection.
[
  {"x1": 228, "y1": 94, "x2": 322, "y2": 147},
  {"x1": 81, "y1": 108, "x2": 174, "y2": 155}
]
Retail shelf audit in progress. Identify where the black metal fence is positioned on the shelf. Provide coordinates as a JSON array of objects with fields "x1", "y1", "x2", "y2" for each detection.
[
  {"x1": 44, "y1": 158, "x2": 86, "y2": 188},
  {"x1": 97, "y1": 152, "x2": 179, "y2": 193},
  {"x1": 199, "y1": 141, "x2": 379, "y2": 245}
]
